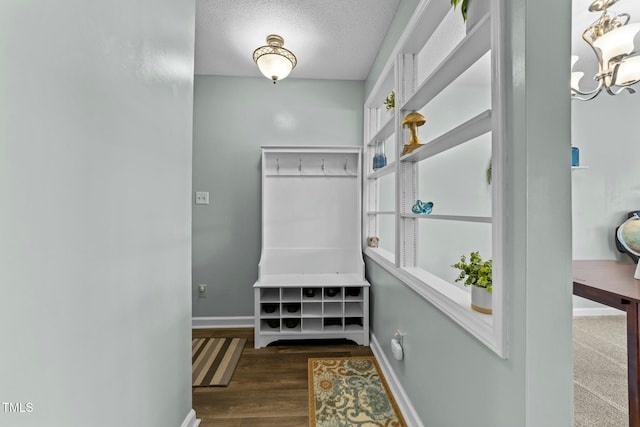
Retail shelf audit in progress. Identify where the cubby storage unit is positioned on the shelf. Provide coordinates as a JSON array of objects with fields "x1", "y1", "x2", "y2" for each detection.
[{"x1": 254, "y1": 146, "x2": 370, "y2": 348}]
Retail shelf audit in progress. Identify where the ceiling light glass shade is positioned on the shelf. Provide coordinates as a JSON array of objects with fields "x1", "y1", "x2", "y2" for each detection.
[
  {"x1": 571, "y1": 0, "x2": 640, "y2": 100},
  {"x1": 255, "y1": 53, "x2": 294, "y2": 81},
  {"x1": 252, "y1": 34, "x2": 297, "y2": 83},
  {"x1": 571, "y1": 71, "x2": 585, "y2": 91},
  {"x1": 592, "y1": 23, "x2": 640, "y2": 67},
  {"x1": 571, "y1": 56, "x2": 584, "y2": 91},
  {"x1": 615, "y1": 55, "x2": 640, "y2": 85}
]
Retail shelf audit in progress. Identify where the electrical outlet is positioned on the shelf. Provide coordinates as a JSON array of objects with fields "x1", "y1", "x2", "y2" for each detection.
[
  {"x1": 195, "y1": 192, "x2": 209, "y2": 205},
  {"x1": 198, "y1": 284, "x2": 207, "y2": 298}
]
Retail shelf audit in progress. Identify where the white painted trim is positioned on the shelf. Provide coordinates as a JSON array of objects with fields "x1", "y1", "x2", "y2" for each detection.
[
  {"x1": 572, "y1": 307, "x2": 624, "y2": 317},
  {"x1": 370, "y1": 333, "x2": 424, "y2": 427},
  {"x1": 192, "y1": 316, "x2": 254, "y2": 329},
  {"x1": 180, "y1": 409, "x2": 200, "y2": 427}
]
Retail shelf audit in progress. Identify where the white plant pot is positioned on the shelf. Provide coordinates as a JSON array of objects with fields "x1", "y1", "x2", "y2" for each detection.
[
  {"x1": 471, "y1": 285, "x2": 492, "y2": 315},
  {"x1": 466, "y1": 0, "x2": 490, "y2": 33}
]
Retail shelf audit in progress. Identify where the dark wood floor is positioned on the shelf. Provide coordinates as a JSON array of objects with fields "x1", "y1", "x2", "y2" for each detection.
[{"x1": 192, "y1": 328, "x2": 373, "y2": 427}]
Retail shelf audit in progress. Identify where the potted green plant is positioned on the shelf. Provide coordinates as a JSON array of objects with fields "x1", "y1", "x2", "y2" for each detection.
[
  {"x1": 451, "y1": 0, "x2": 489, "y2": 32},
  {"x1": 450, "y1": 0, "x2": 469, "y2": 21},
  {"x1": 451, "y1": 251, "x2": 493, "y2": 314},
  {"x1": 383, "y1": 90, "x2": 395, "y2": 112}
]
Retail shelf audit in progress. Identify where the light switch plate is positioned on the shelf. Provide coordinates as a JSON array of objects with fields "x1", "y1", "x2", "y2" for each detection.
[{"x1": 195, "y1": 192, "x2": 209, "y2": 205}]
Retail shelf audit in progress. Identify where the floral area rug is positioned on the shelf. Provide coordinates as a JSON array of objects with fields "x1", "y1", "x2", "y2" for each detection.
[{"x1": 308, "y1": 356, "x2": 407, "y2": 427}]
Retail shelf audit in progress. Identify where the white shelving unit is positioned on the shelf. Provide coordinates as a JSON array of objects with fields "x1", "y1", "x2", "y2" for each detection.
[
  {"x1": 254, "y1": 146, "x2": 370, "y2": 348},
  {"x1": 362, "y1": 0, "x2": 508, "y2": 356}
]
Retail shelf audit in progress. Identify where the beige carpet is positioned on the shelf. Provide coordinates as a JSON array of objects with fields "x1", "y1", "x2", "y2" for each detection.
[{"x1": 574, "y1": 315, "x2": 627, "y2": 427}]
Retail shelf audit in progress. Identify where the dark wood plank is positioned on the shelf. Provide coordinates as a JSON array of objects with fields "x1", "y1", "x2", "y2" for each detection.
[
  {"x1": 629, "y1": 303, "x2": 640, "y2": 427},
  {"x1": 192, "y1": 327, "x2": 373, "y2": 427},
  {"x1": 573, "y1": 260, "x2": 640, "y2": 302}
]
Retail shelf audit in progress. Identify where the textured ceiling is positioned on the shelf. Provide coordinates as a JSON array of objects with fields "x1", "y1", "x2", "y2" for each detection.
[{"x1": 195, "y1": 0, "x2": 401, "y2": 80}]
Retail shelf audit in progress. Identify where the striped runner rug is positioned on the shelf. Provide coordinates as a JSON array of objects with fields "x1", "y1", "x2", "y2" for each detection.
[{"x1": 192, "y1": 337, "x2": 246, "y2": 387}]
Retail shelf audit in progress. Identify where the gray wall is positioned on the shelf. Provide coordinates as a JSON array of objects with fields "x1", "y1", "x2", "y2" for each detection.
[
  {"x1": 192, "y1": 76, "x2": 364, "y2": 317},
  {"x1": 572, "y1": 93, "x2": 640, "y2": 309},
  {"x1": 0, "y1": 1, "x2": 194, "y2": 426},
  {"x1": 365, "y1": 0, "x2": 574, "y2": 426}
]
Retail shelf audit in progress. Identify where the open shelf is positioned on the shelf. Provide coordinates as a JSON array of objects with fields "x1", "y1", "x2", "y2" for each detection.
[
  {"x1": 401, "y1": 15, "x2": 491, "y2": 112},
  {"x1": 400, "y1": 110, "x2": 492, "y2": 163},
  {"x1": 367, "y1": 211, "x2": 395, "y2": 215},
  {"x1": 401, "y1": 213, "x2": 492, "y2": 223},
  {"x1": 367, "y1": 113, "x2": 395, "y2": 146},
  {"x1": 367, "y1": 161, "x2": 396, "y2": 179}
]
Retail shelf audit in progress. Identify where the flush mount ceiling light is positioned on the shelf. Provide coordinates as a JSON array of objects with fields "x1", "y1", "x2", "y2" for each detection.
[
  {"x1": 571, "y1": 0, "x2": 640, "y2": 100},
  {"x1": 252, "y1": 34, "x2": 297, "y2": 84}
]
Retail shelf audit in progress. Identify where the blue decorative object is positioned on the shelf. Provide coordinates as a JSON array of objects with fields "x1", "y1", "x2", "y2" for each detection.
[
  {"x1": 571, "y1": 146, "x2": 580, "y2": 167},
  {"x1": 411, "y1": 200, "x2": 433, "y2": 215},
  {"x1": 373, "y1": 140, "x2": 387, "y2": 170}
]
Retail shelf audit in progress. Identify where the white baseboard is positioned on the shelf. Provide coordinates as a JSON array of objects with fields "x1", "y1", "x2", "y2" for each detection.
[
  {"x1": 572, "y1": 307, "x2": 624, "y2": 317},
  {"x1": 180, "y1": 409, "x2": 200, "y2": 427},
  {"x1": 370, "y1": 333, "x2": 424, "y2": 427},
  {"x1": 192, "y1": 316, "x2": 254, "y2": 329}
]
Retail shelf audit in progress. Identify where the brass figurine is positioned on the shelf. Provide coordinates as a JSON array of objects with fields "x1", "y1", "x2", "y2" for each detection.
[{"x1": 401, "y1": 112, "x2": 426, "y2": 155}]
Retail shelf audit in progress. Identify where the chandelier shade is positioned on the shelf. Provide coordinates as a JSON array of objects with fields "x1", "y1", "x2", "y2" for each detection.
[
  {"x1": 252, "y1": 34, "x2": 297, "y2": 83},
  {"x1": 571, "y1": 0, "x2": 640, "y2": 100}
]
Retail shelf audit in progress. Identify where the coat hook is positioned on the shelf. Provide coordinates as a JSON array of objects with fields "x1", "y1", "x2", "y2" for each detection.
[
  {"x1": 299, "y1": 158, "x2": 302, "y2": 173},
  {"x1": 276, "y1": 158, "x2": 280, "y2": 172},
  {"x1": 344, "y1": 158, "x2": 348, "y2": 172},
  {"x1": 321, "y1": 158, "x2": 325, "y2": 172}
]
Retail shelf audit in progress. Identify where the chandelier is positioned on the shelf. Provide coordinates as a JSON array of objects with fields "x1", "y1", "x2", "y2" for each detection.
[
  {"x1": 571, "y1": 0, "x2": 640, "y2": 100},
  {"x1": 252, "y1": 34, "x2": 297, "y2": 84}
]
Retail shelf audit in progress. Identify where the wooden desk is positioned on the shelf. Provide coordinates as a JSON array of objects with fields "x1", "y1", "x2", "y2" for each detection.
[{"x1": 573, "y1": 260, "x2": 640, "y2": 427}]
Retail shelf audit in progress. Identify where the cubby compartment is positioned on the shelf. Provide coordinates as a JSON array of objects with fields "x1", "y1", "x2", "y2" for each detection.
[
  {"x1": 303, "y1": 287, "x2": 322, "y2": 301},
  {"x1": 282, "y1": 318, "x2": 302, "y2": 332},
  {"x1": 281, "y1": 288, "x2": 301, "y2": 302},
  {"x1": 323, "y1": 317, "x2": 343, "y2": 331},
  {"x1": 261, "y1": 303, "x2": 280, "y2": 317},
  {"x1": 345, "y1": 317, "x2": 364, "y2": 331},
  {"x1": 261, "y1": 288, "x2": 280, "y2": 303},
  {"x1": 303, "y1": 318, "x2": 323, "y2": 332},
  {"x1": 345, "y1": 302, "x2": 364, "y2": 317},
  {"x1": 262, "y1": 319, "x2": 281, "y2": 333},
  {"x1": 302, "y1": 302, "x2": 322, "y2": 317},
  {"x1": 282, "y1": 302, "x2": 302, "y2": 316},
  {"x1": 344, "y1": 287, "x2": 362, "y2": 299},
  {"x1": 324, "y1": 302, "x2": 343, "y2": 317},
  {"x1": 324, "y1": 287, "x2": 342, "y2": 299}
]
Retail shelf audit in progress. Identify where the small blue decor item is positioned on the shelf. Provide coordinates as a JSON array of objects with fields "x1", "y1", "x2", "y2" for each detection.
[
  {"x1": 571, "y1": 146, "x2": 580, "y2": 167},
  {"x1": 373, "y1": 139, "x2": 387, "y2": 170},
  {"x1": 411, "y1": 200, "x2": 434, "y2": 215}
]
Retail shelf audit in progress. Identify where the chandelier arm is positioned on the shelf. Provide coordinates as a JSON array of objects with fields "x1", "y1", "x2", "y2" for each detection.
[
  {"x1": 604, "y1": 85, "x2": 636, "y2": 95},
  {"x1": 572, "y1": 89, "x2": 604, "y2": 101},
  {"x1": 572, "y1": 78, "x2": 604, "y2": 96},
  {"x1": 616, "y1": 13, "x2": 631, "y2": 26}
]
